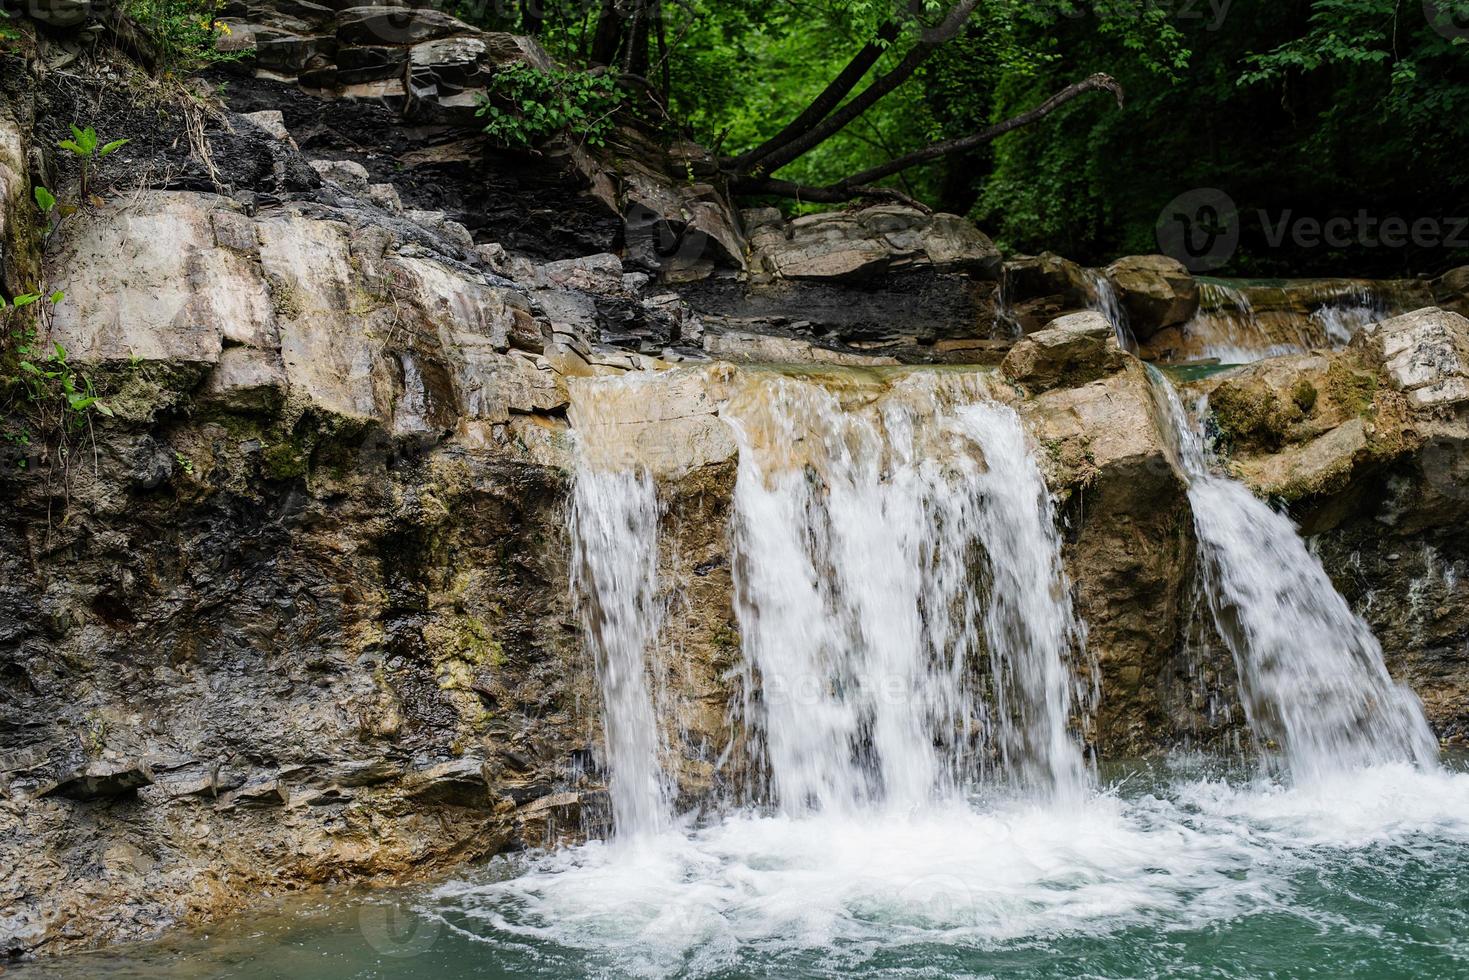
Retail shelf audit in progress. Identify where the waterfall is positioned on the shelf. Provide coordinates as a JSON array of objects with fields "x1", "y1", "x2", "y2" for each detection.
[
  {"x1": 722, "y1": 371, "x2": 1090, "y2": 810},
  {"x1": 1085, "y1": 269, "x2": 1137, "y2": 352},
  {"x1": 1149, "y1": 368, "x2": 1438, "y2": 780},
  {"x1": 568, "y1": 380, "x2": 672, "y2": 837}
]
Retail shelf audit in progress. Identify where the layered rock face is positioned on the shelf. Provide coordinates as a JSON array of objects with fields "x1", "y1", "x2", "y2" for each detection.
[{"x1": 2, "y1": 7, "x2": 1468, "y2": 964}]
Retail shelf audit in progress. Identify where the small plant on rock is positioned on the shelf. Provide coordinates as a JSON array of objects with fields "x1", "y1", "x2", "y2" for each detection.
[{"x1": 57, "y1": 126, "x2": 131, "y2": 204}]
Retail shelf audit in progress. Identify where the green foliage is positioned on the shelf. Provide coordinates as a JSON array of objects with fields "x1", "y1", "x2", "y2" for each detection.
[
  {"x1": 476, "y1": 63, "x2": 624, "y2": 149},
  {"x1": 0, "y1": 8, "x2": 20, "y2": 45},
  {"x1": 2, "y1": 135, "x2": 124, "y2": 482},
  {"x1": 57, "y1": 125, "x2": 130, "y2": 201},
  {"x1": 126, "y1": 0, "x2": 244, "y2": 75}
]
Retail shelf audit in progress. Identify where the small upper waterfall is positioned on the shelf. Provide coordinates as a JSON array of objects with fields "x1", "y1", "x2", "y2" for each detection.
[
  {"x1": 1163, "y1": 278, "x2": 1429, "y2": 364},
  {"x1": 1149, "y1": 369, "x2": 1438, "y2": 780},
  {"x1": 568, "y1": 379, "x2": 673, "y2": 837},
  {"x1": 1085, "y1": 268, "x2": 1137, "y2": 352}
]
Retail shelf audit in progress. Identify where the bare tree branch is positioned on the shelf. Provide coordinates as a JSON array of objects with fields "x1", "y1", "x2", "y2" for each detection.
[
  {"x1": 840, "y1": 73, "x2": 1123, "y2": 187},
  {"x1": 727, "y1": 1, "x2": 924, "y2": 172},
  {"x1": 731, "y1": 74, "x2": 1122, "y2": 208},
  {"x1": 740, "y1": 0, "x2": 981, "y2": 177}
]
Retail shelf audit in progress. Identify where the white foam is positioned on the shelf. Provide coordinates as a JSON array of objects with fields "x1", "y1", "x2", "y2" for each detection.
[{"x1": 428, "y1": 766, "x2": 1469, "y2": 974}]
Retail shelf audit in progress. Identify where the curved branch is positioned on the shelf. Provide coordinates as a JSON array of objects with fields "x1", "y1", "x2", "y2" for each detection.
[
  {"x1": 730, "y1": 74, "x2": 1122, "y2": 210},
  {"x1": 841, "y1": 73, "x2": 1123, "y2": 187},
  {"x1": 726, "y1": 5, "x2": 917, "y2": 172},
  {"x1": 742, "y1": 0, "x2": 981, "y2": 177}
]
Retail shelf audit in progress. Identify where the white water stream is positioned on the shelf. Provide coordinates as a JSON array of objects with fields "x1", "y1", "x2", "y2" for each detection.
[
  {"x1": 1149, "y1": 368, "x2": 1438, "y2": 780},
  {"x1": 460, "y1": 365, "x2": 1465, "y2": 977}
]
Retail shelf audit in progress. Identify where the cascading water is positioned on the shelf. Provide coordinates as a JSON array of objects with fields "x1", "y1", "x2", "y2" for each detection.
[
  {"x1": 1084, "y1": 268, "x2": 1137, "y2": 352},
  {"x1": 722, "y1": 372, "x2": 1090, "y2": 810},
  {"x1": 1148, "y1": 367, "x2": 1438, "y2": 780},
  {"x1": 567, "y1": 378, "x2": 673, "y2": 838},
  {"x1": 1168, "y1": 278, "x2": 1424, "y2": 364}
]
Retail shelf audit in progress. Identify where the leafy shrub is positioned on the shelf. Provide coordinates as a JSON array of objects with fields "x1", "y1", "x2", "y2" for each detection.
[
  {"x1": 476, "y1": 63, "x2": 624, "y2": 149},
  {"x1": 126, "y1": 0, "x2": 244, "y2": 75}
]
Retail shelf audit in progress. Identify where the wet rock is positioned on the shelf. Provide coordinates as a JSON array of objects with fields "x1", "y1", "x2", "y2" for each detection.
[
  {"x1": 401, "y1": 758, "x2": 490, "y2": 807},
  {"x1": 703, "y1": 329, "x2": 898, "y2": 367},
  {"x1": 1002, "y1": 311, "x2": 1125, "y2": 392},
  {"x1": 1019, "y1": 362, "x2": 1195, "y2": 754},
  {"x1": 37, "y1": 760, "x2": 154, "y2": 800},
  {"x1": 1001, "y1": 252, "x2": 1094, "y2": 333},
  {"x1": 1103, "y1": 255, "x2": 1198, "y2": 340}
]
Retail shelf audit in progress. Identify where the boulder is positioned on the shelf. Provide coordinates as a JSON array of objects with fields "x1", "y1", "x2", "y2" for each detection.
[
  {"x1": 1103, "y1": 255, "x2": 1199, "y2": 340},
  {"x1": 1001, "y1": 311, "x2": 1125, "y2": 392},
  {"x1": 1001, "y1": 252, "x2": 1095, "y2": 334},
  {"x1": 1355, "y1": 307, "x2": 1469, "y2": 410},
  {"x1": 1019, "y1": 361, "x2": 1195, "y2": 754},
  {"x1": 308, "y1": 158, "x2": 371, "y2": 194},
  {"x1": 1433, "y1": 267, "x2": 1469, "y2": 318},
  {"x1": 336, "y1": 6, "x2": 473, "y2": 45},
  {"x1": 749, "y1": 205, "x2": 998, "y2": 283},
  {"x1": 25, "y1": 0, "x2": 98, "y2": 27}
]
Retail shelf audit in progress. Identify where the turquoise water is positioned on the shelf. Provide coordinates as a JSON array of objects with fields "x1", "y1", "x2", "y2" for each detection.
[{"x1": 16, "y1": 757, "x2": 1469, "y2": 980}]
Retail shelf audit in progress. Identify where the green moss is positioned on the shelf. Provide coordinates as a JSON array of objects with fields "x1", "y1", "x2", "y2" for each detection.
[
  {"x1": 262, "y1": 440, "x2": 308, "y2": 480},
  {"x1": 1291, "y1": 379, "x2": 1319, "y2": 414},
  {"x1": 1209, "y1": 381, "x2": 1300, "y2": 453},
  {"x1": 266, "y1": 274, "x2": 303, "y2": 320},
  {"x1": 1325, "y1": 361, "x2": 1379, "y2": 418}
]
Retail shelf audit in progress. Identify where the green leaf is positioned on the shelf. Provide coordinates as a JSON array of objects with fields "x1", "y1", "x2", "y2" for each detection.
[
  {"x1": 94, "y1": 402, "x2": 114, "y2": 418},
  {"x1": 58, "y1": 140, "x2": 86, "y2": 157},
  {"x1": 18, "y1": 361, "x2": 40, "y2": 375},
  {"x1": 33, "y1": 186, "x2": 56, "y2": 213},
  {"x1": 49, "y1": 290, "x2": 64, "y2": 305},
  {"x1": 12, "y1": 293, "x2": 40, "y2": 307},
  {"x1": 99, "y1": 138, "x2": 131, "y2": 158}
]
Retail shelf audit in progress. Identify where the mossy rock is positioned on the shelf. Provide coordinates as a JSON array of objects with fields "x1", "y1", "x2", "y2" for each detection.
[{"x1": 1209, "y1": 380, "x2": 1302, "y2": 454}]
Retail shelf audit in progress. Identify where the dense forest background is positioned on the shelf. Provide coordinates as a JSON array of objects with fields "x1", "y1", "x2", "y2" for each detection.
[{"x1": 458, "y1": 0, "x2": 1469, "y2": 278}]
